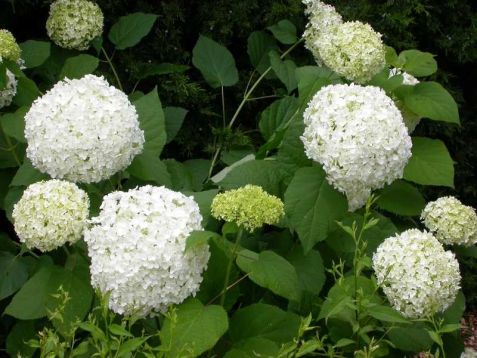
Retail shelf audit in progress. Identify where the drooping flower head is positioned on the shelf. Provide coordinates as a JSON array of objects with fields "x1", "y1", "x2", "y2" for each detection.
[
  {"x1": 301, "y1": 84, "x2": 412, "y2": 211},
  {"x1": 389, "y1": 67, "x2": 421, "y2": 132},
  {"x1": 211, "y1": 184, "x2": 284, "y2": 231},
  {"x1": 84, "y1": 186, "x2": 210, "y2": 317},
  {"x1": 318, "y1": 21, "x2": 386, "y2": 83},
  {"x1": 0, "y1": 29, "x2": 21, "y2": 62},
  {"x1": 421, "y1": 196, "x2": 477, "y2": 246},
  {"x1": 302, "y1": 0, "x2": 343, "y2": 65},
  {"x1": 25, "y1": 74, "x2": 144, "y2": 183},
  {"x1": 46, "y1": 0, "x2": 104, "y2": 50},
  {"x1": 373, "y1": 229, "x2": 461, "y2": 319},
  {"x1": 12, "y1": 180, "x2": 90, "y2": 252}
]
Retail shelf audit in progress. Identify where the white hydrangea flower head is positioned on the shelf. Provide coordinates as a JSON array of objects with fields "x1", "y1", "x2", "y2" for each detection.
[
  {"x1": 389, "y1": 67, "x2": 421, "y2": 132},
  {"x1": 0, "y1": 68, "x2": 17, "y2": 109},
  {"x1": 84, "y1": 186, "x2": 210, "y2": 317},
  {"x1": 301, "y1": 83, "x2": 412, "y2": 211},
  {"x1": 373, "y1": 229, "x2": 461, "y2": 319},
  {"x1": 46, "y1": 0, "x2": 103, "y2": 50},
  {"x1": 25, "y1": 74, "x2": 144, "y2": 183},
  {"x1": 302, "y1": 0, "x2": 343, "y2": 65},
  {"x1": 461, "y1": 348, "x2": 477, "y2": 358},
  {"x1": 421, "y1": 196, "x2": 477, "y2": 246},
  {"x1": 12, "y1": 180, "x2": 90, "y2": 252},
  {"x1": 319, "y1": 21, "x2": 386, "y2": 83}
]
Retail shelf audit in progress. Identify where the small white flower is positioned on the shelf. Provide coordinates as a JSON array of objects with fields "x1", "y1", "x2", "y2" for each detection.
[
  {"x1": 12, "y1": 180, "x2": 90, "y2": 252},
  {"x1": 0, "y1": 68, "x2": 17, "y2": 109},
  {"x1": 421, "y1": 196, "x2": 477, "y2": 246},
  {"x1": 301, "y1": 83, "x2": 412, "y2": 211},
  {"x1": 84, "y1": 186, "x2": 210, "y2": 317},
  {"x1": 373, "y1": 229, "x2": 461, "y2": 319},
  {"x1": 25, "y1": 75, "x2": 144, "y2": 183}
]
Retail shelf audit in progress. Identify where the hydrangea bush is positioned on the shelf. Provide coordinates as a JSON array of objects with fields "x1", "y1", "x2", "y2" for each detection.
[{"x1": 0, "y1": 0, "x2": 473, "y2": 357}]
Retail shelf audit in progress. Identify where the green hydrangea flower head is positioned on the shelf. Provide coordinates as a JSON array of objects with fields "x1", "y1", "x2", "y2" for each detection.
[
  {"x1": 211, "y1": 185, "x2": 284, "y2": 231},
  {"x1": 0, "y1": 29, "x2": 21, "y2": 62},
  {"x1": 46, "y1": 0, "x2": 104, "y2": 50}
]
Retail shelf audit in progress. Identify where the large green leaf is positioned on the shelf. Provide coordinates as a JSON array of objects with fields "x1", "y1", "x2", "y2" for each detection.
[
  {"x1": 259, "y1": 97, "x2": 299, "y2": 141},
  {"x1": 224, "y1": 338, "x2": 279, "y2": 358},
  {"x1": 366, "y1": 304, "x2": 409, "y2": 324},
  {"x1": 398, "y1": 49, "x2": 437, "y2": 77},
  {"x1": 236, "y1": 250, "x2": 301, "y2": 301},
  {"x1": 9, "y1": 158, "x2": 49, "y2": 187},
  {"x1": 286, "y1": 247, "x2": 325, "y2": 295},
  {"x1": 59, "y1": 54, "x2": 99, "y2": 79},
  {"x1": 133, "y1": 88, "x2": 166, "y2": 155},
  {"x1": 108, "y1": 13, "x2": 158, "y2": 50},
  {"x1": 128, "y1": 151, "x2": 171, "y2": 186},
  {"x1": 376, "y1": 180, "x2": 425, "y2": 216},
  {"x1": 295, "y1": 66, "x2": 340, "y2": 110},
  {"x1": 6, "y1": 321, "x2": 37, "y2": 357},
  {"x1": 269, "y1": 51, "x2": 297, "y2": 93},
  {"x1": 164, "y1": 106, "x2": 188, "y2": 144},
  {"x1": 159, "y1": 298, "x2": 228, "y2": 357},
  {"x1": 229, "y1": 303, "x2": 301, "y2": 344},
  {"x1": 0, "y1": 106, "x2": 28, "y2": 143},
  {"x1": 388, "y1": 326, "x2": 433, "y2": 352},
  {"x1": 267, "y1": 20, "x2": 297, "y2": 45},
  {"x1": 192, "y1": 35, "x2": 239, "y2": 88},
  {"x1": 403, "y1": 82, "x2": 459, "y2": 124},
  {"x1": 247, "y1": 31, "x2": 278, "y2": 75},
  {"x1": 13, "y1": 77, "x2": 40, "y2": 107},
  {"x1": 403, "y1": 137, "x2": 454, "y2": 187},
  {"x1": 19, "y1": 40, "x2": 51, "y2": 68},
  {"x1": 285, "y1": 167, "x2": 348, "y2": 253},
  {"x1": 0, "y1": 252, "x2": 28, "y2": 300}
]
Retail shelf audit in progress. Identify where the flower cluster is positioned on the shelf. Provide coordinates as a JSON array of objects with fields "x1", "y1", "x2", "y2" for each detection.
[
  {"x1": 421, "y1": 196, "x2": 477, "y2": 246},
  {"x1": 0, "y1": 67, "x2": 17, "y2": 109},
  {"x1": 12, "y1": 180, "x2": 89, "y2": 252},
  {"x1": 301, "y1": 84, "x2": 412, "y2": 211},
  {"x1": 25, "y1": 75, "x2": 144, "y2": 183},
  {"x1": 302, "y1": 0, "x2": 342, "y2": 65},
  {"x1": 211, "y1": 185, "x2": 284, "y2": 231},
  {"x1": 0, "y1": 29, "x2": 21, "y2": 62},
  {"x1": 46, "y1": 0, "x2": 103, "y2": 50},
  {"x1": 84, "y1": 186, "x2": 210, "y2": 317},
  {"x1": 389, "y1": 68, "x2": 421, "y2": 132},
  {"x1": 373, "y1": 229, "x2": 461, "y2": 319}
]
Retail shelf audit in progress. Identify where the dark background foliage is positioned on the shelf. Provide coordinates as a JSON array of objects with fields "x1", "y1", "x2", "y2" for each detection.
[{"x1": 1, "y1": 0, "x2": 477, "y2": 305}]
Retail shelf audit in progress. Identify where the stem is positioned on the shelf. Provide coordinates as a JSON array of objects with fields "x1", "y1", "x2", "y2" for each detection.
[
  {"x1": 221, "y1": 86, "x2": 226, "y2": 128},
  {"x1": 101, "y1": 47, "x2": 123, "y2": 91},
  {"x1": 208, "y1": 274, "x2": 249, "y2": 305},
  {"x1": 220, "y1": 228, "x2": 245, "y2": 306}
]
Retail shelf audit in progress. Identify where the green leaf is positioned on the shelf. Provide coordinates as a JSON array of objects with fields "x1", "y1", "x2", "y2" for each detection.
[
  {"x1": 59, "y1": 54, "x2": 99, "y2": 79},
  {"x1": 19, "y1": 40, "x2": 51, "y2": 68},
  {"x1": 286, "y1": 247, "x2": 325, "y2": 295},
  {"x1": 117, "y1": 337, "x2": 149, "y2": 356},
  {"x1": 443, "y1": 291, "x2": 465, "y2": 324},
  {"x1": 247, "y1": 31, "x2": 278, "y2": 75},
  {"x1": 403, "y1": 137, "x2": 454, "y2": 187},
  {"x1": 128, "y1": 151, "x2": 171, "y2": 186},
  {"x1": 185, "y1": 230, "x2": 219, "y2": 252},
  {"x1": 388, "y1": 326, "x2": 433, "y2": 352},
  {"x1": 366, "y1": 304, "x2": 409, "y2": 324},
  {"x1": 269, "y1": 51, "x2": 297, "y2": 93},
  {"x1": 0, "y1": 252, "x2": 28, "y2": 300},
  {"x1": 224, "y1": 338, "x2": 279, "y2": 358},
  {"x1": 376, "y1": 180, "x2": 425, "y2": 216},
  {"x1": 229, "y1": 303, "x2": 301, "y2": 344},
  {"x1": 236, "y1": 250, "x2": 302, "y2": 301},
  {"x1": 192, "y1": 35, "x2": 239, "y2": 88},
  {"x1": 399, "y1": 49, "x2": 438, "y2": 77},
  {"x1": 138, "y1": 63, "x2": 190, "y2": 79},
  {"x1": 133, "y1": 88, "x2": 166, "y2": 155},
  {"x1": 403, "y1": 82, "x2": 459, "y2": 124},
  {"x1": 184, "y1": 189, "x2": 218, "y2": 227},
  {"x1": 13, "y1": 77, "x2": 40, "y2": 107},
  {"x1": 165, "y1": 159, "x2": 194, "y2": 191},
  {"x1": 108, "y1": 13, "x2": 158, "y2": 50},
  {"x1": 259, "y1": 96, "x2": 299, "y2": 142},
  {"x1": 183, "y1": 159, "x2": 211, "y2": 192},
  {"x1": 267, "y1": 20, "x2": 297, "y2": 45},
  {"x1": 9, "y1": 158, "x2": 49, "y2": 187},
  {"x1": 0, "y1": 106, "x2": 28, "y2": 143},
  {"x1": 164, "y1": 106, "x2": 188, "y2": 144},
  {"x1": 6, "y1": 321, "x2": 37, "y2": 357},
  {"x1": 284, "y1": 167, "x2": 348, "y2": 253},
  {"x1": 160, "y1": 298, "x2": 228, "y2": 358},
  {"x1": 296, "y1": 66, "x2": 340, "y2": 109},
  {"x1": 3, "y1": 186, "x2": 25, "y2": 221}
]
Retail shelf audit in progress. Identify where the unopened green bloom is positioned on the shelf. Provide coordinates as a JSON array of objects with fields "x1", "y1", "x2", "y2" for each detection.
[
  {"x1": 0, "y1": 29, "x2": 21, "y2": 62},
  {"x1": 211, "y1": 185, "x2": 284, "y2": 231},
  {"x1": 46, "y1": 0, "x2": 104, "y2": 50}
]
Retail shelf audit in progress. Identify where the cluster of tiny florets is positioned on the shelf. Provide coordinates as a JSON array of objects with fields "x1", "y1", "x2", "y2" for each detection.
[
  {"x1": 302, "y1": 0, "x2": 342, "y2": 65},
  {"x1": 373, "y1": 229, "x2": 461, "y2": 319},
  {"x1": 211, "y1": 185, "x2": 284, "y2": 231},
  {"x1": 0, "y1": 66, "x2": 17, "y2": 109},
  {"x1": 84, "y1": 186, "x2": 210, "y2": 317},
  {"x1": 0, "y1": 29, "x2": 21, "y2": 62},
  {"x1": 12, "y1": 180, "x2": 90, "y2": 252},
  {"x1": 421, "y1": 196, "x2": 477, "y2": 246},
  {"x1": 25, "y1": 74, "x2": 144, "y2": 183},
  {"x1": 46, "y1": 0, "x2": 103, "y2": 50},
  {"x1": 301, "y1": 84, "x2": 412, "y2": 211},
  {"x1": 389, "y1": 67, "x2": 421, "y2": 132}
]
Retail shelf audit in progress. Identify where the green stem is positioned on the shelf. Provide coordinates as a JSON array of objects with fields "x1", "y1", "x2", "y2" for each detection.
[
  {"x1": 101, "y1": 47, "x2": 123, "y2": 92},
  {"x1": 220, "y1": 228, "x2": 245, "y2": 306}
]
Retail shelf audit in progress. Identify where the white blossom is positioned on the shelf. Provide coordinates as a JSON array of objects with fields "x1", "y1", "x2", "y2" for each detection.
[
  {"x1": 0, "y1": 68, "x2": 17, "y2": 109},
  {"x1": 25, "y1": 75, "x2": 144, "y2": 183},
  {"x1": 84, "y1": 186, "x2": 210, "y2": 317},
  {"x1": 12, "y1": 180, "x2": 89, "y2": 252},
  {"x1": 421, "y1": 196, "x2": 477, "y2": 246},
  {"x1": 46, "y1": 0, "x2": 103, "y2": 50},
  {"x1": 301, "y1": 84, "x2": 412, "y2": 211},
  {"x1": 373, "y1": 229, "x2": 461, "y2": 319}
]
